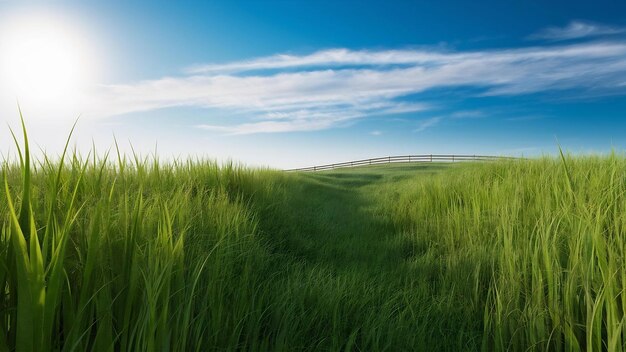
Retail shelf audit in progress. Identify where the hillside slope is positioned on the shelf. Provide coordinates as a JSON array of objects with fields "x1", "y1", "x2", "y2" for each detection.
[{"x1": 2, "y1": 153, "x2": 626, "y2": 351}]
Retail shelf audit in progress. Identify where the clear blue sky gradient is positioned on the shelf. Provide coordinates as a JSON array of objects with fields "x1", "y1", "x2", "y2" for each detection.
[{"x1": 1, "y1": 0, "x2": 625, "y2": 168}]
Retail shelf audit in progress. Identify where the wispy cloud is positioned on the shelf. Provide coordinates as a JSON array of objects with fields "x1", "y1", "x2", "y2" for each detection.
[
  {"x1": 529, "y1": 21, "x2": 626, "y2": 41},
  {"x1": 370, "y1": 130, "x2": 382, "y2": 136},
  {"x1": 414, "y1": 117, "x2": 442, "y2": 132},
  {"x1": 450, "y1": 110, "x2": 486, "y2": 119},
  {"x1": 89, "y1": 35, "x2": 626, "y2": 134},
  {"x1": 186, "y1": 48, "x2": 457, "y2": 74}
]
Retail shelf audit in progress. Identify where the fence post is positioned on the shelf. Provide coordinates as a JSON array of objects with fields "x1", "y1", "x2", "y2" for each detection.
[
  {"x1": 409, "y1": 155, "x2": 411, "y2": 162},
  {"x1": 369, "y1": 159, "x2": 371, "y2": 165},
  {"x1": 388, "y1": 156, "x2": 391, "y2": 163},
  {"x1": 314, "y1": 166, "x2": 317, "y2": 171},
  {"x1": 452, "y1": 155, "x2": 455, "y2": 162},
  {"x1": 430, "y1": 154, "x2": 433, "y2": 162}
]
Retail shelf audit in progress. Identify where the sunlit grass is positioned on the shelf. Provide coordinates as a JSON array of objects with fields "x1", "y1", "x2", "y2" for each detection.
[
  {"x1": 1, "y1": 119, "x2": 625, "y2": 350},
  {"x1": 372, "y1": 156, "x2": 626, "y2": 351},
  {"x1": 0, "y1": 119, "x2": 284, "y2": 351}
]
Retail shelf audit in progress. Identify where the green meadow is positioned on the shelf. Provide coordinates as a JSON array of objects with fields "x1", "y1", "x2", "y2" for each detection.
[{"x1": 2, "y1": 126, "x2": 626, "y2": 351}]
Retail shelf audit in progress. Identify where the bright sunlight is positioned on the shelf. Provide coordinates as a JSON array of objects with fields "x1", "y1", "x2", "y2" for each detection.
[{"x1": 0, "y1": 11, "x2": 95, "y2": 109}]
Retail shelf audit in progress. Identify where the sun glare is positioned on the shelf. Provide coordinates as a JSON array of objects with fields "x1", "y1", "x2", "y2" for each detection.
[{"x1": 0, "y1": 11, "x2": 96, "y2": 109}]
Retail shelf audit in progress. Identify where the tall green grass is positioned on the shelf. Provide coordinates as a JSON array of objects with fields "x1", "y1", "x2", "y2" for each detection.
[
  {"x1": 1, "y1": 120, "x2": 625, "y2": 350},
  {"x1": 0, "y1": 122, "x2": 286, "y2": 351},
  {"x1": 375, "y1": 156, "x2": 626, "y2": 351}
]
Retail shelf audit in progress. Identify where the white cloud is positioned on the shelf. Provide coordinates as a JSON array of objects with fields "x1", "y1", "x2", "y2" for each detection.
[
  {"x1": 414, "y1": 117, "x2": 442, "y2": 132},
  {"x1": 186, "y1": 48, "x2": 465, "y2": 74},
  {"x1": 450, "y1": 110, "x2": 485, "y2": 119},
  {"x1": 529, "y1": 21, "x2": 626, "y2": 41},
  {"x1": 82, "y1": 39, "x2": 626, "y2": 134},
  {"x1": 370, "y1": 130, "x2": 382, "y2": 136}
]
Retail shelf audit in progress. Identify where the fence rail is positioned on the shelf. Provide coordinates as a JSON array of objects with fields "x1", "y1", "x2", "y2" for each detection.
[{"x1": 285, "y1": 154, "x2": 519, "y2": 172}]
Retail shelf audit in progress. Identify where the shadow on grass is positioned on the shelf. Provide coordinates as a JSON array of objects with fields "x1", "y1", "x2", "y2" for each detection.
[
  {"x1": 252, "y1": 163, "x2": 457, "y2": 272},
  {"x1": 254, "y1": 172, "x2": 399, "y2": 272},
  {"x1": 239, "y1": 163, "x2": 483, "y2": 350}
]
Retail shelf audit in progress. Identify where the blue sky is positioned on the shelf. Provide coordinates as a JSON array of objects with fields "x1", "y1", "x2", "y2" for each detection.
[{"x1": 0, "y1": 0, "x2": 625, "y2": 168}]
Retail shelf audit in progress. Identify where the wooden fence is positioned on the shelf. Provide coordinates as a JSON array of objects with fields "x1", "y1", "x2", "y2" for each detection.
[{"x1": 285, "y1": 154, "x2": 519, "y2": 172}]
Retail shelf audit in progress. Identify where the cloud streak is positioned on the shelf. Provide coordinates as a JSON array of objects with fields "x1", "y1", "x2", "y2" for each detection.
[
  {"x1": 90, "y1": 37, "x2": 626, "y2": 134},
  {"x1": 529, "y1": 21, "x2": 626, "y2": 41},
  {"x1": 414, "y1": 117, "x2": 442, "y2": 133}
]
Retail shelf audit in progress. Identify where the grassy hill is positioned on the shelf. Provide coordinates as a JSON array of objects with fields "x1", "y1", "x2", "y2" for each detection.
[{"x1": 1, "y1": 132, "x2": 625, "y2": 351}]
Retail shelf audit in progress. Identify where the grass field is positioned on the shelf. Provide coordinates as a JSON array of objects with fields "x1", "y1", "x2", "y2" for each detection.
[{"x1": 1, "y1": 128, "x2": 626, "y2": 351}]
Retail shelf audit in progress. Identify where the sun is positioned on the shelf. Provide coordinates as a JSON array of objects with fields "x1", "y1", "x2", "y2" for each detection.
[{"x1": 0, "y1": 11, "x2": 96, "y2": 110}]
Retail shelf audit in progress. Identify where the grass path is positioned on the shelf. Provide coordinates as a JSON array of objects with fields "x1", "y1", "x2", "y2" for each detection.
[
  {"x1": 258, "y1": 163, "x2": 449, "y2": 273},
  {"x1": 243, "y1": 163, "x2": 480, "y2": 351}
]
